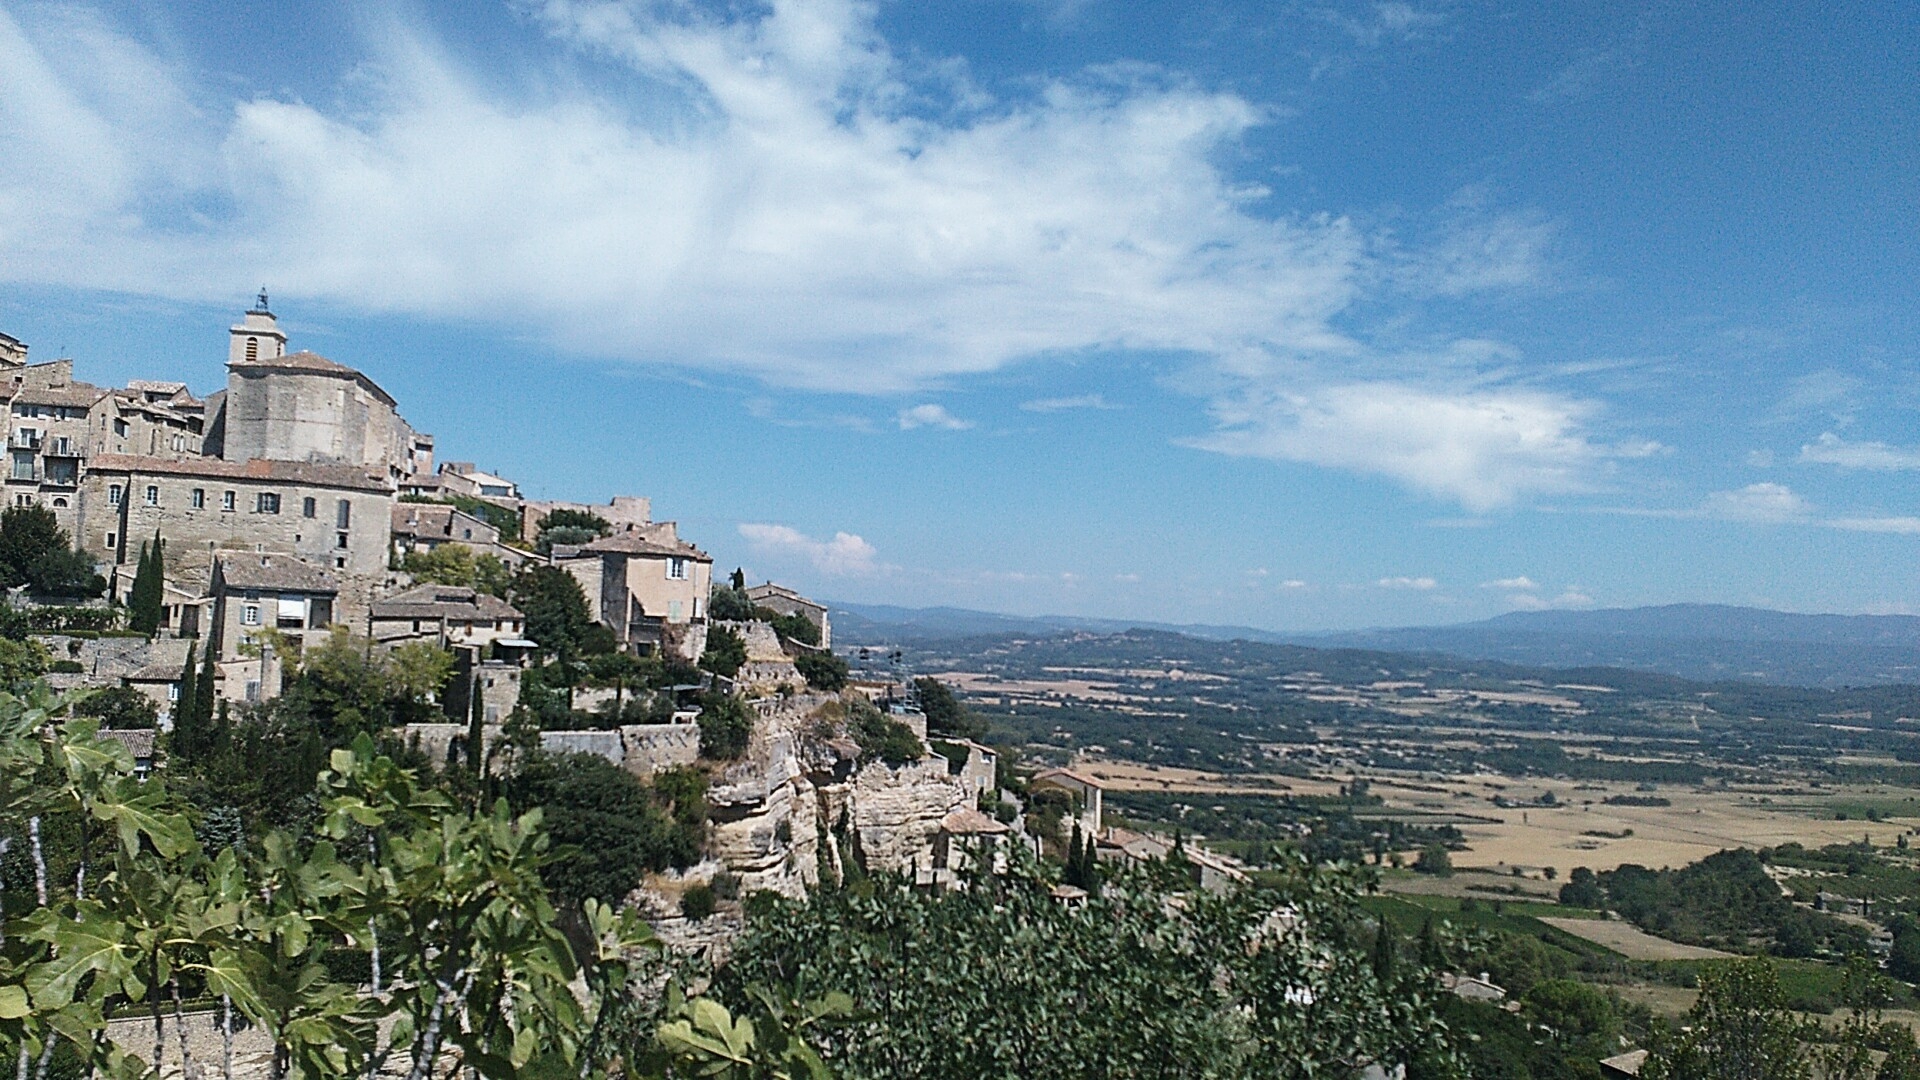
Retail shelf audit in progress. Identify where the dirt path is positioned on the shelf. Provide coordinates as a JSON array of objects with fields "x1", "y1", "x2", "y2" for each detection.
[{"x1": 1537, "y1": 917, "x2": 1734, "y2": 960}]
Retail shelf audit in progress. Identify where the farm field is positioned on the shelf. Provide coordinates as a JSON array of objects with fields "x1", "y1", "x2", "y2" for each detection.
[{"x1": 1535, "y1": 917, "x2": 1735, "y2": 961}]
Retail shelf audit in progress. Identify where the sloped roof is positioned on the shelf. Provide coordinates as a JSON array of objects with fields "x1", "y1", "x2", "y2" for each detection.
[
  {"x1": 579, "y1": 524, "x2": 710, "y2": 561},
  {"x1": 88, "y1": 454, "x2": 392, "y2": 492},
  {"x1": 14, "y1": 383, "x2": 106, "y2": 408},
  {"x1": 216, "y1": 554, "x2": 340, "y2": 594},
  {"x1": 1031, "y1": 767, "x2": 1106, "y2": 791},
  {"x1": 745, "y1": 583, "x2": 825, "y2": 611},
  {"x1": 228, "y1": 350, "x2": 397, "y2": 408},
  {"x1": 372, "y1": 583, "x2": 521, "y2": 622}
]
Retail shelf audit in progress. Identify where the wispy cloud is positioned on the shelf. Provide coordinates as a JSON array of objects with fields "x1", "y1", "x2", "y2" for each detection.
[
  {"x1": 1377, "y1": 575, "x2": 1438, "y2": 590},
  {"x1": 1482, "y1": 576, "x2": 1538, "y2": 590},
  {"x1": 1700, "y1": 482, "x2": 1810, "y2": 523},
  {"x1": 1190, "y1": 382, "x2": 1607, "y2": 511},
  {"x1": 1800, "y1": 432, "x2": 1920, "y2": 471},
  {"x1": 897, "y1": 403, "x2": 973, "y2": 431},
  {"x1": 737, "y1": 523, "x2": 887, "y2": 576},
  {"x1": 1020, "y1": 394, "x2": 1120, "y2": 413}
]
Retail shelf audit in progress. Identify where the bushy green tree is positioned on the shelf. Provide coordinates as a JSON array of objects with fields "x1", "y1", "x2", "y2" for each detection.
[
  {"x1": 795, "y1": 651, "x2": 848, "y2": 691},
  {"x1": 914, "y1": 677, "x2": 985, "y2": 739},
  {"x1": 534, "y1": 509, "x2": 612, "y2": 554},
  {"x1": 719, "y1": 853, "x2": 1457, "y2": 1079},
  {"x1": 74, "y1": 684, "x2": 160, "y2": 729},
  {"x1": 0, "y1": 503, "x2": 64, "y2": 588},
  {"x1": 847, "y1": 697, "x2": 921, "y2": 766},
  {"x1": 700, "y1": 626, "x2": 748, "y2": 678},
  {"x1": 1643, "y1": 958, "x2": 1812, "y2": 1080},
  {"x1": 400, "y1": 543, "x2": 513, "y2": 597},
  {"x1": 24, "y1": 542, "x2": 105, "y2": 599},
  {"x1": 513, "y1": 565, "x2": 598, "y2": 658},
  {"x1": 504, "y1": 751, "x2": 701, "y2": 908},
  {"x1": 709, "y1": 581, "x2": 755, "y2": 621},
  {"x1": 698, "y1": 691, "x2": 753, "y2": 759}
]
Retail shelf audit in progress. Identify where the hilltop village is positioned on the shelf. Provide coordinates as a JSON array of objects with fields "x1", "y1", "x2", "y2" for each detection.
[{"x1": 0, "y1": 302, "x2": 1177, "y2": 924}]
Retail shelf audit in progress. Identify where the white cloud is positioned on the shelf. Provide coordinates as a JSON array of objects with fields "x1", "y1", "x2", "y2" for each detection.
[
  {"x1": 1800, "y1": 432, "x2": 1920, "y2": 471},
  {"x1": 0, "y1": 0, "x2": 1375, "y2": 394},
  {"x1": 1280, "y1": 579, "x2": 1308, "y2": 589},
  {"x1": 1020, "y1": 394, "x2": 1119, "y2": 412},
  {"x1": 1700, "y1": 482, "x2": 1810, "y2": 523},
  {"x1": 1482, "y1": 576, "x2": 1537, "y2": 590},
  {"x1": 1377, "y1": 576, "x2": 1437, "y2": 590},
  {"x1": 1190, "y1": 383, "x2": 1604, "y2": 511},
  {"x1": 1827, "y1": 516, "x2": 1920, "y2": 535},
  {"x1": 896, "y1": 403, "x2": 972, "y2": 430},
  {"x1": 737, "y1": 522, "x2": 884, "y2": 576}
]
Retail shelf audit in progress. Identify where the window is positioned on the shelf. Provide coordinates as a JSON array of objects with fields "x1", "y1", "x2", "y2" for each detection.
[
  {"x1": 50, "y1": 497, "x2": 66, "y2": 508},
  {"x1": 10, "y1": 450, "x2": 33, "y2": 481},
  {"x1": 669, "y1": 600, "x2": 683, "y2": 621},
  {"x1": 168, "y1": 683, "x2": 180, "y2": 702},
  {"x1": 171, "y1": 435, "x2": 184, "y2": 452},
  {"x1": 108, "y1": 485, "x2": 122, "y2": 505},
  {"x1": 302, "y1": 497, "x2": 316, "y2": 518},
  {"x1": 336, "y1": 500, "x2": 351, "y2": 528},
  {"x1": 221, "y1": 491, "x2": 235, "y2": 511},
  {"x1": 190, "y1": 489, "x2": 205, "y2": 509},
  {"x1": 104, "y1": 532, "x2": 116, "y2": 550},
  {"x1": 245, "y1": 337, "x2": 259, "y2": 362},
  {"x1": 144, "y1": 485, "x2": 158, "y2": 506},
  {"x1": 256, "y1": 492, "x2": 281, "y2": 514},
  {"x1": 276, "y1": 598, "x2": 306, "y2": 629},
  {"x1": 12, "y1": 494, "x2": 31, "y2": 507},
  {"x1": 335, "y1": 532, "x2": 349, "y2": 549},
  {"x1": 667, "y1": 557, "x2": 689, "y2": 580},
  {"x1": 112, "y1": 419, "x2": 128, "y2": 438},
  {"x1": 241, "y1": 603, "x2": 261, "y2": 627}
]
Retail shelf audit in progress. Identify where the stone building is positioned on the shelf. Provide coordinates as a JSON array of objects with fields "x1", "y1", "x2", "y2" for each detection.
[
  {"x1": 435, "y1": 462, "x2": 519, "y2": 505},
  {"x1": 208, "y1": 553, "x2": 340, "y2": 664},
  {"x1": 554, "y1": 522, "x2": 713, "y2": 660},
  {"x1": 0, "y1": 332, "x2": 26, "y2": 367},
  {"x1": 76, "y1": 455, "x2": 394, "y2": 612},
  {"x1": 369, "y1": 584, "x2": 526, "y2": 653},
  {"x1": 744, "y1": 582, "x2": 831, "y2": 649},
  {"x1": 1029, "y1": 768, "x2": 1105, "y2": 837},
  {"x1": 390, "y1": 502, "x2": 526, "y2": 566},
  {"x1": 523, "y1": 495, "x2": 652, "y2": 535},
  {"x1": 203, "y1": 296, "x2": 425, "y2": 484},
  {"x1": 5, "y1": 364, "x2": 207, "y2": 528}
]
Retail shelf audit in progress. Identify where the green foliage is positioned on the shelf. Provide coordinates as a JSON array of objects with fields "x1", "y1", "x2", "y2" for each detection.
[
  {"x1": 846, "y1": 698, "x2": 921, "y2": 767},
  {"x1": 504, "y1": 751, "x2": 702, "y2": 908},
  {"x1": 400, "y1": 543, "x2": 512, "y2": 597},
  {"x1": 698, "y1": 692, "x2": 753, "y2": 760},
  {"x1": 73, "y1": 686, "x2": 159, "y2": 730},
  {"x1": 1558, "y1": 866, "x2": 1605, "y2": 907},
  {"x1": 719, "y1": 853, "x2": 1457, "y2": 1079},
  {"x1": 127, "y1": 534, "x2": 164, "y2": 635},
  {"x1": 401, "y1": 493, "x2": 522, "y2": 543},
  {"x1": 0, "y1": 637, "x2": 51, "y2": 690},
  {"x1": 700, "y1": 626, "x2": 748, "y2": 678},
  {"x1": 1643, "y1": 958, "x2": 1814, "y2": 1080},
  {"x1": 914, "y1": 677, "x2": 985, "y2": 740},
  {"x1": 709, "y1": 583, "x2": 755, "y2": 622},
  {"x1": 758, "y1": 609, "x2": 820, "y2": 647},
  {"x1": 512, "y1": 566, "x2": 598, "y2": 658},
  {"x1": 0, "y1": 504, "x2": 65, "y2": 589},
  {"x1": 681, "y1": 883, "x2": 717, "y2": 921},
  {"x1": 534, "y1": 509, "x2": 611, "y2": 555},
  {"x1": 1414, "y1": 845, "x2": 1453, "y2": 877},
  {"x1": 1584, "y1": 849, "x2": 1864, "y2": 956},
  {"x1": 24, "y1": 543, "x2": 105, "y2": 600},
  {"x1": 794, "y1": 651, "x2": 848, "y2": 692}
]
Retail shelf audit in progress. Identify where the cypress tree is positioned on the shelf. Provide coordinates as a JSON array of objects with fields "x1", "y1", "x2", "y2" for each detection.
[
  {"x1": 1372, "y1": 920, "x2": 1397, "y2": 983},
  {"x1": 128, "y1": 533, "x2": 165, "y2": 635},
  {"x1": 170, "y1": 640, "x2": 199, "y2": 760},
  {"x1": 194, "y1": 639, "x2": 218, "y2": 737},
  {"x1": 1066, "y1": 822, "x2": 1085, "y2": 887}
]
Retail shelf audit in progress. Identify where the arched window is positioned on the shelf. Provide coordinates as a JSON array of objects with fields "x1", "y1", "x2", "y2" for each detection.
[{"x1": 245, "y1": 337, "x2": 259, "y2": 361}]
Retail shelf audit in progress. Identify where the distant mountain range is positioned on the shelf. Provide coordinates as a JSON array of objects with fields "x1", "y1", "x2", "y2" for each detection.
[{"x1": 827, "y1": 601, "x2": 1920, "y2": 688}]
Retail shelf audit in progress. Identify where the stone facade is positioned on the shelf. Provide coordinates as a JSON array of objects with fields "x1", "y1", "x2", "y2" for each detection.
[
  {"x1": 208, "y1": 553, "x2": 340, "y2": 663},
  {"x1": 556, "y1": 522, "x2": 713, "y2": 660},
  {"x1": 76, "y1": 455, "x2": 393, "y2": 598},
  {"x1": 744, "y1": 583, "x2": 831, "y2": 649}
]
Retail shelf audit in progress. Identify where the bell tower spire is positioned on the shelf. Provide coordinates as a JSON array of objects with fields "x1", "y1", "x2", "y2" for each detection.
[{"x1": 230, "y1": 288, "x2": 287, "y2": 366}]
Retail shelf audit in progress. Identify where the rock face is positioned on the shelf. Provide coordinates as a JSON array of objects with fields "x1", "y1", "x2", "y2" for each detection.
[{"x1": 692, "y1": 693, "x2": 974, "y2": 898}]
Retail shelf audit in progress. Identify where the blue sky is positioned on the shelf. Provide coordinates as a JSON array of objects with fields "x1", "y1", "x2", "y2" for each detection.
[{"x1": 1, "y1": 0, "x2": 1916, "y2": 630}]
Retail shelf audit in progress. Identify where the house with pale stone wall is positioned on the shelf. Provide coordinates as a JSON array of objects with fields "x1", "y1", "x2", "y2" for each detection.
[{"x1": 554, "y1": 522, "x2": 713, "y2": 661}]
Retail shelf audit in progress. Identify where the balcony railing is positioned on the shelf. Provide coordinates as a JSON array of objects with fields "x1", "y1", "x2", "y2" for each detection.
[{"x1": 7, "y1": 434, "x2": 41, "y2": 451}]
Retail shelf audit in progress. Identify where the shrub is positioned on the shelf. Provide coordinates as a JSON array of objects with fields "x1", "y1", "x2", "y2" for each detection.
[
  {"x1": 848, "y1": 698, "x2": 922, "y2": 766},
  {"x1": 1415, "y1": 845, "x2": 1453, "y2": 877},
  {"x1": 794, "y1": 650, "x2": 848, "y2": 691},
  {"x1": 700, "y1": 626, "x2": 747, "y2": 678},
  {"x1": 681, "y1": 882, "x2": 717, "y2": 921},
  {"x1": 712, "y1": 871, "x2": 741, "y2": 901},
  {"x1": 697, "y1": 692, "x2": 753, "y2": 759}
]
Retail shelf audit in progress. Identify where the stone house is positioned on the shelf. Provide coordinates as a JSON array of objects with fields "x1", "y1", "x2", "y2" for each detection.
[
  {"x1": 369, "y1": 583, "x2": 526, "y2": 653},
  {"x1": 77, "y1": 455, "x2": 393, "y2": 601},
  {"x1": 208, "y1": 553, "x2": 340, "y2": 664},
  {"x1": 554, "y1": 522, "x2": 713, "y2": 660},
  {"x1": 744, "y1": 582, "x2": 831, "y2": 648},
  {"x1": 0, "y1": 332, "x2": 25, "y2": 367},
  {"x1": 933, "y1": 807, "x2": 1011, "y2": 882},
  {"x1": 1029, "y1": 767, "x2": 1105, "y2": 837},
  {"x1": 436, "y1": 462, "x2": 519, "y2": 505},
  {"x1": 390, "y1": 502, "x2": 527, "y2": 566}
]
